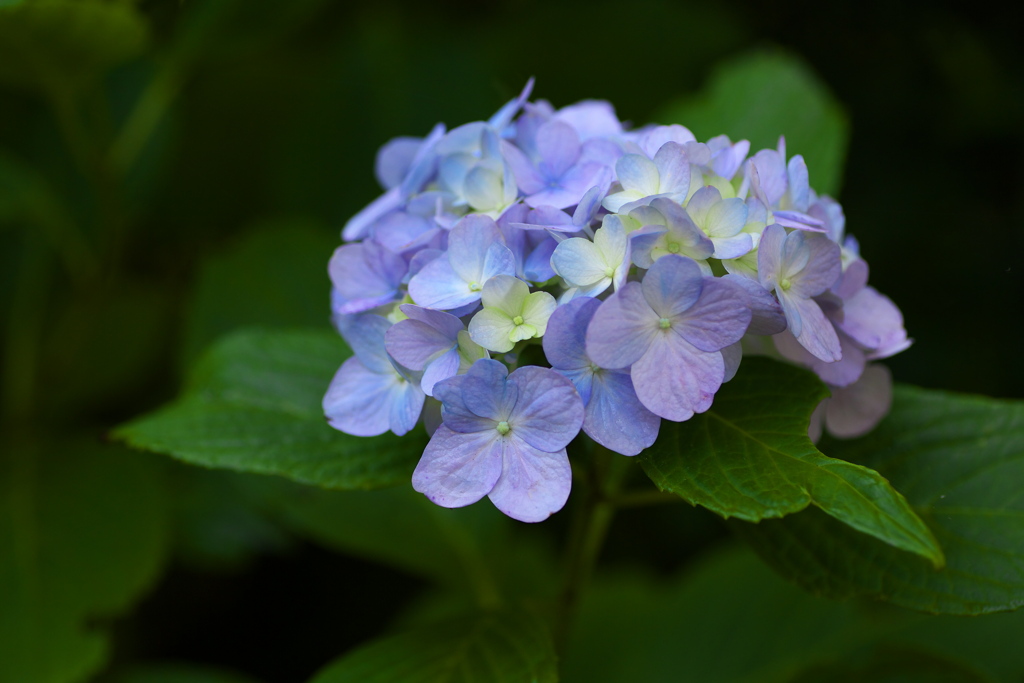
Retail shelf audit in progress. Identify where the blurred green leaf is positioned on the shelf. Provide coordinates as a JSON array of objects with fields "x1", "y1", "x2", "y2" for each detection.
[
  {"x1": 788, "y1": 647, "x2": 991, "y2": 683},
  {"x1": 658, "y1": 50, "x2": 849, "y2": 197},
  {"x1": 114, "y1": 328, "x2": 426, "y2": 490},
  {"x1": 639, "y1": 358, "x2": 943, "y2": 566},
  {"x1": 106, "y1": 662, "x2": 263, "y2": 683},
  {"x1": 250, "y1": 477, "x2": 558, "y2": 602},
  {"x1": 563, "y1": 545, "x2": 868, "y2": 683},
  {"x1": 308, "y1": 610, "x2": 558, "y2": 683},
  {"x1": 736, "y1": 385, "x2": 1024, "y2": 614},
  {"x1": 0, "y1": 0, "x2": 148, "y2": 92},
  {"x1": 0, "y1": 442, "x2": 169, "y2": 683},
  {"x1": 182, "y1": 220, "x2": 337, "y2": 367}
]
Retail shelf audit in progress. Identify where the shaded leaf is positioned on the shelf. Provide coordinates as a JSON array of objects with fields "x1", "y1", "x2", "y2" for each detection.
[
  {"x1": 0, "y1": 0, "x2": 148, "y2": 92},
  {"x1": 114, "y1": 328, "x2": 425, "y2": 490},
  {"x1": 562, "y1": 545, "x2": 868, "y2": 683},
  {"x1": 639, "y1": 357, "x2": 943, "y2": 565},
  {"x1": 788, "y1": 647, "x2": 990, "y2": 683},
  {"x1": 658, "y1": 50, "x2": 849, "y2": 196},
  {"x1": 737, "y1": 385, "x2": 1024, "y2": 614},
  {"x1": 0, "y1": 442, "x2": 169, "y2": 683},
  {"x1": 309, "y1": 611, "x2": 558, "y2": 683},
  {"x1": 182, "y1": 220, "x2": 338, "y2": 367}
]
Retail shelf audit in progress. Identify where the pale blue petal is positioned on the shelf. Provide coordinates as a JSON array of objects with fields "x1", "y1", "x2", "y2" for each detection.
[
  {"x1": 676, "y1": 276, "x2": 752, "y2": 352},
  {"x1": 779, "y1": 292, "x2": 842, "y2": 363},
  {"x1": 506, "y1": 365, "x2": 584, "y2": 452},
  {"x1": 586, "y1": 283, "x2": 659, "y2": 369},
  {"x1": 412, "y1": 425, "x2": 504, "y2": 508},
  {"x1": 384, "y1": 319, "x2": 454, "y2": 370},
  {"x1": 342, "y1": 187, "x2": 401, "y2": 242},
  {"x1": 641, "y1": 254, "x2": 704, "y2": 318},
  {"x1": 632, "y1": 335, "x2": 724, "y2": 421},
  {"x1": 584, "y1": 371, "x2": 660, "y2": 455},
  {"x1": 616, "y1": 154, "x2": 660, "y2": 194},
  {"x1": 421, "y1": 347, "x2": 462, "y2": 396},
  {"x1": 323, "y1": 357, "x2": 394, "y2": 436},
  {"x1": 487, "y1": 437, "x2": 571, "y2": 523}
]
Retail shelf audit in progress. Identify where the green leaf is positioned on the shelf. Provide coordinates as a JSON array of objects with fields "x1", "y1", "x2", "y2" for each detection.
[
  {"x1": 114, "y1": 328, "x2": 426, "y2": 490},
  {"x1": 563, "y1": 544, "x2": 1024, "y2": 683},
  {"x1": 657, "y1": 50, "x2": 850, "y2": 197},
  {"x1": 309, "y1": 611, "x2": 558, "y2": 683},
  {"x1": 0, "y1": 0, "x2": 149, "y2": 92},
  {"x1": 0, "y1": 442, "x2": 169, "y2": 683},
  {"x1": 250, "y1": 477, "x2": 558, "y2": 601},
  {"x1": 106, "y1": 662, "x2": 264, "y2": 683},
  {"x1": 788, "y1": 648, "x2": 991, "y2": 683},
  {"x1": 563, "y1": 545, "x2": 868, "y2": 683},
  {"x1": 736, "y1": 385, "x2": 1024, "y2": 615},
  {"x1": 639, "y1": 357, "x2": 943, "y2": 566},
  {"x1": 182, "y1": 220, "x2": 338, "y2": 367}
]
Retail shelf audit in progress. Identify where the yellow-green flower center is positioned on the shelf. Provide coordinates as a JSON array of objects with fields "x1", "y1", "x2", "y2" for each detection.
[
  {"x1": 512, "y1": 315, "x2": 524, "y2": 326},
  {"x1": 496, "y1": 420, "x2": 511, "y2": 435},
  {"x1": 468, "y1": 281, "x2": 481, "y2": 292},
  {"x1": 780, "y1": 278, "x2": 792, "y2": 291},
  {"x1": 667, "y1": 242, "x2": 680, "y2": 254},
  {"x1": 603, "y1": 266, "x2": 615, "y2": 278},
  {"x1": 659, "y1": 317, "x2": 671, "y2": 329}
]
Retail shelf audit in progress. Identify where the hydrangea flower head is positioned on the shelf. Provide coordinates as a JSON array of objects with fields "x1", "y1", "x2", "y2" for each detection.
[{"x1": 325, "y1": 80, "x2": 912, "y2": 521}]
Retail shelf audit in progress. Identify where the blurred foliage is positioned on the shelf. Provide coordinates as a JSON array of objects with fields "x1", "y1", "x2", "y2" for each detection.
[{"x1": 1, "y1": 0, "x2": 1022, "y2": 682}]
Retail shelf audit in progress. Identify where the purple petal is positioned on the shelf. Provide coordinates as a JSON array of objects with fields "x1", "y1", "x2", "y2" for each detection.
[
  {"x1": 757, "y1": 224, "x2": 786, "y2": 291},
  {"x1": 324, "y1": 356, "x2": 422, "y2": 437},
  {"x1": 632, "y1": 336, "x2": 724, "y2": 421},
  {"x1": 751, "y1": 149, "x2": 786, "y2": 204},
  {"x1": 375, "y1": 136, "x2": 421, "y2": 190},
  {"x1": 786, "y1": 155, "x2": 810, "y2": 212},
  {"x1": 372, "y1": 212, "x2": 435, "y2": 254},
  {"x1": 523, "y1": 237, "x2": 557, "y2": 282},
  {"x1": 641, "y1": 254, "x2": 705, "y2": 318},
  {"x1": 839, "y1": 286, "x2": 911, "y2": 359},
  {"x1": 502, "y1": 140, "x2": 546, "y2": 195},
  {"x1": 653, "y1": 142, "x2": 690, "y2": 197},
  {"x1": 488, "y1": 77, "x2": 535, "y2": 131},
  {"x1": 573, "y1": 184, "x2": 608, "y2": 228},
  {"x1": 774, "y1": 329, "x2": 864, "y2": 388},
  {"x1": 384, "y1": 319, "x2": 454, "y2": 370},
  {"x1": 788, "y1": 232, "x2": 842, "y2": 298},
  {"x1": 536, "y1": 120, "x2": 581, "y2": 180},
  {"x1": 408, "y1": 256, "x2": 478, "y2": 310},
  {"x1": 773, "y1": 210, "x2": 826, "y2": 232},
  {"x1": 584, "y1": 370, "x2": 660, "y2": 455},
  {"x1": 412, "y1": 426, "x2": 504, "y2": 509},
  {"x1": 448, "y1": 214, "x2": 505, "y2": 282},
  {"x1": 329, "y1": 242, "x2": 406, "y2": 314},
  {"x1": 779, "y1": 293, "x2": 842, "y2": 363},
  {"x1": 832, "y1": 259, "x2": 869, "y2": 299},
  {"x1": 400, "y1": 123, "x2": 446, "y2": 199},
  {"x1": 422, "y1": 347, "x2": 462, "y2": 396},
  {"x1": 401, "y1": 304, "x2": 465, "y2": 339},
  {"x1": 554, "y1": 100, "x2": 622, "y2": 139},
  {"x1": 487, "y1": 438, "x2": 571, "y2": 522},
  {"x1": 460, "y1": 358, "x2": 517, "y2": 422},
  {"x1": 543, "y1": 297, "x2": 600, "y2": 371},
  {"x1": 506, "y1": 365, "x2": 584, "y2": 452},
  {"x1": 722, "y1": 342, "x2": 742, "y2": 382},
  {"x1": 723, "y1": 274, "x2": 787, "y2": 336},
  {"x1": 825, "y1": 364, "x2": 893, "y2": 438},
  {"x1": 335, "y1": 314, "x2": 392, "y2": 373},
  {"x1": 342, "y1": 187, "x2": 401, "y2": 242},
  {"x1": 639, "y1": 124, "x2": 696, "y2": 158},
  {"x1": 676, "y1": 276, "x2": 752, "y2": 353},
  {"x1": 586, "y1": 283, "x2": 660, "y2": 369}
]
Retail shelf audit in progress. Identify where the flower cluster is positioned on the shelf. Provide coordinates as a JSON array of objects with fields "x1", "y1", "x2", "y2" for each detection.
[{"x1": 324, "y1": 80, "x2": 910, "y2": 522}]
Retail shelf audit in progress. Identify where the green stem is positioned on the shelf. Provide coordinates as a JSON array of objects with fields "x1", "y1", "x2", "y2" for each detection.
[{"x1": 553, "y1": 446, "x2": 628, "y2": 653}]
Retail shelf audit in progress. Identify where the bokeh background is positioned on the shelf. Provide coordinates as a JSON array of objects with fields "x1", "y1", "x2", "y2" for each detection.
[{"x1": 2, "y1": 1, "x2": 1022, "y2": 682}]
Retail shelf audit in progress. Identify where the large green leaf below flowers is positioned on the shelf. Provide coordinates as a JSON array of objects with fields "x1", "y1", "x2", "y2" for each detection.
[
  {"x1": 113, "y1": 328, "x2": 426, "y2": 490},
  {"x1": 0, "y1": 442, "x2": 169, "y2": 683},
  {"x1": 658, "y1": 50, "x2": 850, "y2": 197},
  {"x1": 639, "y1": 357, "x2": 944, "y2": 566},
  {"x1": 735, "y1": 385, "x2": 1024, "y2": 615},
  {"x1": 308, "y1": 610, "x2": 558, "y2": 683}
]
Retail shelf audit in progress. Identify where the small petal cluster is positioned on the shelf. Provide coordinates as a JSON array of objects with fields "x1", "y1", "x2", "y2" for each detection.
[{"x1": 324, "y1": 81, "x2": 911, "y2": 522}]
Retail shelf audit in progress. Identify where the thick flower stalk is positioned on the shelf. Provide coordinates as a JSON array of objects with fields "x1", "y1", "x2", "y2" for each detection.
[{"x1": 323, "y1": 81, "x2": 911, "y2": 522}]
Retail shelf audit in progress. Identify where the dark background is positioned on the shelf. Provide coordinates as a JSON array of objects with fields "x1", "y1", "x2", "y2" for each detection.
[{"x1": 1, "y1": 0, "x2": 1022, "y2": 681}]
